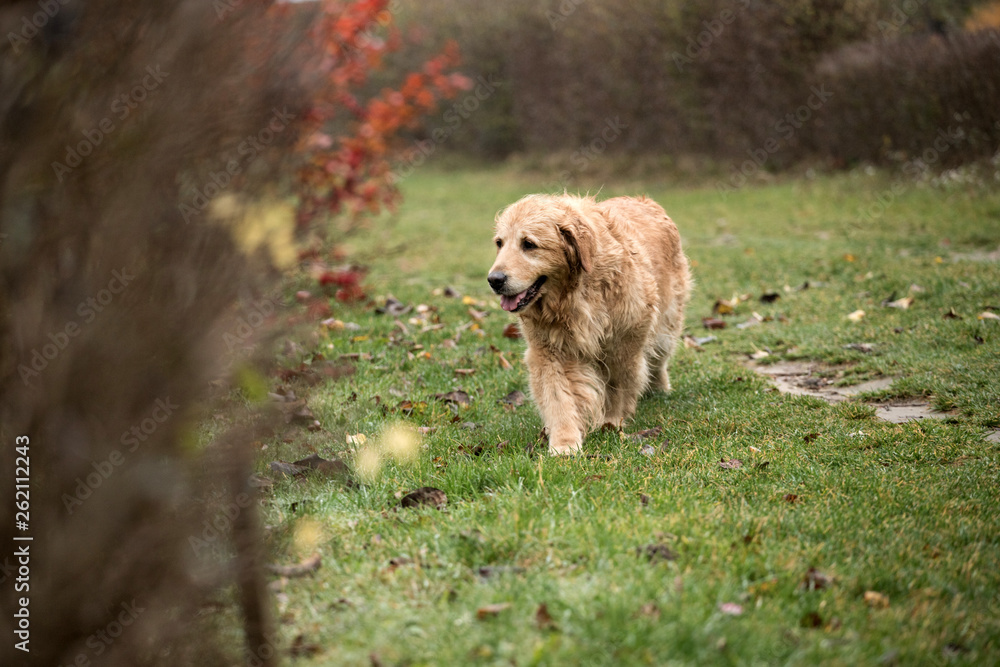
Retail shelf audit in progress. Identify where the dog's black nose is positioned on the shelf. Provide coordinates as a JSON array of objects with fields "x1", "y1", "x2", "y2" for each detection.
[{"x1": 487, "y1": 271, "x2": 507, "y2": 293}]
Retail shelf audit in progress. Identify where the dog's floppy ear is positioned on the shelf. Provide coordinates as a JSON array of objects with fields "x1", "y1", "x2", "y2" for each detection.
[{"x1": 558, "y1": 212, "x2": 595, "y2": 273}]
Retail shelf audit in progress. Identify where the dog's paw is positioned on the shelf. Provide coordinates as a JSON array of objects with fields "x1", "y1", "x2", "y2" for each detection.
[{"x1": 548, "y1": 439, "x2": 582, "y2": 456}]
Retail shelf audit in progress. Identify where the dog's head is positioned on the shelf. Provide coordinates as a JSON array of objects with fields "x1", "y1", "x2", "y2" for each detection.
[{"x1": 487, "y1": 194, "x2": 596, "y2": 314}]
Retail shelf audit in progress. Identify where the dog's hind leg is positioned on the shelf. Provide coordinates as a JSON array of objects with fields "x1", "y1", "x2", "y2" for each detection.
[
  {"x1": 648, "y1": 300, "x2": 685, "y2": 393},
  {"x1": 604, "y1": 344, "x2": 650, "y2": 426}
]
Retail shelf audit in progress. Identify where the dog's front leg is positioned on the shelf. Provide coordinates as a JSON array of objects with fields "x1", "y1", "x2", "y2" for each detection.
[{"x1": 526, "y1": 348, "x2": 602, "y2": 455}]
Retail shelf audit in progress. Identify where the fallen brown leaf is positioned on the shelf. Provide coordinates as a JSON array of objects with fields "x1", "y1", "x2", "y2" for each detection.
[
  {"x1": 800, "y1": 611, "x2": 823, "y2": 628},
  {"x1": 759, "y1": 292, "x2": 781, "y2": 303},
  {"x1": 800, "y1": 567, "x2": 833, "y2": 591},
  {"x1": 476, "y1": 602, "x2": 512, "y2": 619},
  {"x1": 637, "y1": 543, "x2": 677, "y2": 563},
  {"x1": 267, "y1": 553, "x2": 321, "y2": 578},
  {"x1": 702, "y1": 317, "x2": 727, "y2": 330},
  {"x1": 629, "y1": 426, "x2": 663, "y2": 441},
  {"x1": 535, "y1": 603, "x2": 558, "y2": 631},
  {"x1": 399, "y1": 487, "x2": 447, "y2": 510},
  {"x1": 500, "y1": 390, "x2": 526, "y2": 408},
  {"x1": 718, "y1": 458, "x2": 743, "y2": 470},
  {"x1": 434, "y1": 390, "x2": 471, "y2": 407},
  {"x1": 269, "y1": 461, "x2": 307, "y2": 478}
]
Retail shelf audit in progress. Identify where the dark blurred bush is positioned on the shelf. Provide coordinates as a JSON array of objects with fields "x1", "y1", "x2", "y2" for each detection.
[
  {"x1": 390, "y1": 0, "x2": 1000, "y2": 172},
  {"x1": 814, "y1": 29, "x2": 1000, "y2": 166}
]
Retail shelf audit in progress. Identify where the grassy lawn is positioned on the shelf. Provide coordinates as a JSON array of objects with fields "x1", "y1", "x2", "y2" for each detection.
[{"x1": 249, "y1": 167, "x2": 1000, "y2": 665}]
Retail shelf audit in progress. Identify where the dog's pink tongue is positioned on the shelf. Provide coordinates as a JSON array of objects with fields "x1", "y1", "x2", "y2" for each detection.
[{"x1": 501, "y1": 290, "x2": 527, "y2": 312}]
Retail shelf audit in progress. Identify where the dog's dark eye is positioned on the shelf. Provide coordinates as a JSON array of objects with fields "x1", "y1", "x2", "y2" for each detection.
[
  {"x1": 495, "y1": 238, "x2": 503, "y2": 249},
  {"x1": 521, "y1": 239, "x2": 538, "y2": 250}
]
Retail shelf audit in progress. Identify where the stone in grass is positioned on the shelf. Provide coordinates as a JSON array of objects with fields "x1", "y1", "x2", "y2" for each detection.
[{"x1": 399, "y1": 486, "x2": 447, "y2": 510}]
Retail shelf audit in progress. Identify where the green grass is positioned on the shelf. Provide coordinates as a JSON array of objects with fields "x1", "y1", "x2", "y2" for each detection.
[{"x1": 248, "y1": 167, "x2": 1000, "y2": 665}]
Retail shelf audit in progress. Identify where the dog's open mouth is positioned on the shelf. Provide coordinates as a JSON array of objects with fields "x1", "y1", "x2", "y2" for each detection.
[{"x1": 501, "y1": 276, "x2": 547, "y2": 313}]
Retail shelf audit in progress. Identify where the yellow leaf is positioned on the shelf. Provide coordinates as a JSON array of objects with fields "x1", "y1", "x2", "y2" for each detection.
[
  {"x1": 978, "y1": 311, "x2": 1000, "y2": 321},
  {"x1": 847, "y1": 309, "x2": 866, "y2": 322}
]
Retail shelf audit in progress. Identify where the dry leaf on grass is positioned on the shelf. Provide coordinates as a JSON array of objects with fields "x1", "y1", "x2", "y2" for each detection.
[
  {"x1": 760, "y1": 292, "x2": 781, "y2": 303},
  {"x1": 500, "y1": 390, "x2": 526, "y2": 408},
  {"x1": 535, "y1": 603, "x2": 558, "y2": 631},
  {"x1": 267, "y1": 553, "x2": 321, "y2": 578},
  {"x1": 864, "y1": 590, "x2": 890, "y2": 608},
  {"x1": 800, "y1": 567, "x2": 833, "y2": 591},
  {"x1": 434, "y1": 390, "x2": 471, "y2": 407},
  {"x1": 884, "y1": 295, "x2": 914, "y2": 309},
  {"x1": 399, "y1": 487, "x2": 447, "y2": 510},
  {"x1": 718, "y1": 458, "x2": 743, "y2": 470},
  {"x1": 476, "y1": 602, "x2": 512, "y2": 619},
  {"x1": 269, "y1": 461, "x2": 307, "y2": 478},
  {"x1": 629, "y1": 426, "x2": 663, "y2": 441},
  {"x1": 637, "y1": 543, "x2": 677, "y2": 563}
]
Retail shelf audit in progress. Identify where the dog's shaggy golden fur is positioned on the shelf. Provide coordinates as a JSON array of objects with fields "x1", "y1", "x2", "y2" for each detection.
[{"x1": 488, "y1": 194, "x2": 691, "y2": 455}]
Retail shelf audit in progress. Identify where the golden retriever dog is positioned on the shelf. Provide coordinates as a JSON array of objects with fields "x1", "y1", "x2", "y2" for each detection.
[{"x1": 488, "y1": 194, "x2": 691, "y2": 455}]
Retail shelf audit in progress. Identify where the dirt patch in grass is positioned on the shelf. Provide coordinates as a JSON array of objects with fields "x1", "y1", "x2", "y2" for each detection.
[{"x1": 750, "y1": 361, "x2": 948, "y2": 423}]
